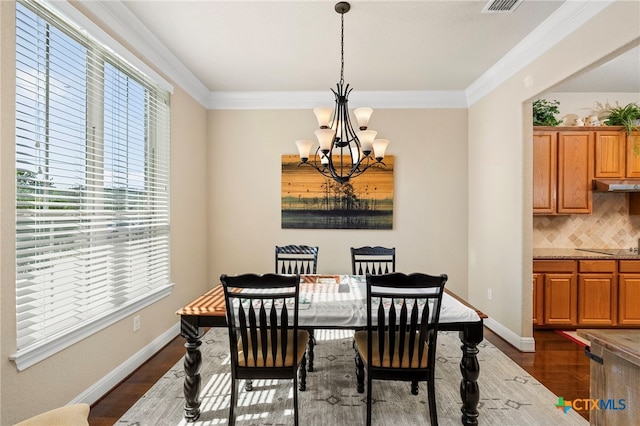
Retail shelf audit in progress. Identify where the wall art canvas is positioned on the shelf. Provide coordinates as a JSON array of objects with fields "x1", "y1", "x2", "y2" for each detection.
[{"x1": 281, "y1": 154, "x2": 394, "y2": 229}]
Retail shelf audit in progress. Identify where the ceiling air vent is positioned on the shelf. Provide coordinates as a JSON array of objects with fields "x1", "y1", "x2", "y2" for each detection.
[{"x1": 482, "y1": 0, "x2": 523, "y2": 13}]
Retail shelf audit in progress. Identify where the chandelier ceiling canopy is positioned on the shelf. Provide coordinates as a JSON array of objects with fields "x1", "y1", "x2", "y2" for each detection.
[{"x1": 295, "y1": 1, "x2": 390, "y2": 184}]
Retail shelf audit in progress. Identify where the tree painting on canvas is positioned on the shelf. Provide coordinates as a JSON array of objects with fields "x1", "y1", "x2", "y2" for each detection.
[{"x1": 281, "y1": 155, "x2": 393, "y2": 229}]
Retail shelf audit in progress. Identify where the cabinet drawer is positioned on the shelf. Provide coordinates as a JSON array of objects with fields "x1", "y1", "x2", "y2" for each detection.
[
  {"x1": 533, "y1": 260, "x2": 576, "y2": 273},
  {"x1": 619, "y1": 260, "x2": 640, "y2": 273},
  {"x1": 579, "y1": 260, "x2": 616, "y2": 273}
]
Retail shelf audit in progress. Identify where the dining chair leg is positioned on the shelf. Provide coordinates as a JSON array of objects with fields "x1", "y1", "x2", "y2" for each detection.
[
  {"x1": 411, "y1": 380, "x2": 419, "y2": 395},
  {"x1": 298, "y1": 354, "x2": 307, "y2": 391},
  {"x1": 293, "y1": 375, "x2": 300, "y2": 426},
  {"x1": 355, "y1": 352, "x2": 365, "y2": 393},
  {"x1": 427, "y1": 380, "x2": 438, "y2": 426},
  {"x1": 229, "y1": 376, "x2": 238, "y2": 426},
  {"x1": 307, "y1": 329, "x2": 315, "y2": 372},
  {"x1": 366, "y1": 375, "x2": 373, "y2": 426},
  {"x1": 244, "y1": 379, "x2": 253, "y2": 391}
]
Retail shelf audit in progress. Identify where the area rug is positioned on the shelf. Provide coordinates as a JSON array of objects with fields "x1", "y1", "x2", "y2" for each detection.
[
  {"x1": 117, "y1": 328, "x2": 587, "y2": 425},
  {"x1": 556, "y1": 330, "x2": 591, "y2": 347}
]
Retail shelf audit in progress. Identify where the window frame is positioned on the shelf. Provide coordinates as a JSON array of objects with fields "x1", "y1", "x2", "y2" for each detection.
[{"x1": 12, "y1": 0, "x2": 173, "y2": 371}]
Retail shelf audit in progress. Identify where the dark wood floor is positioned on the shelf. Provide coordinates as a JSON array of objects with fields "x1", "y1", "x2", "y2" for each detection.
[{"x1": 87, "y1": 328, "x2": 590, "y2": 425}]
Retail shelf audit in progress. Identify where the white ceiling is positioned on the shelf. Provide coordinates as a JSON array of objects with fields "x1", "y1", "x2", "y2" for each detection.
[{"x1": 79, "y1": 1, "x2": 639, "y2": 107}]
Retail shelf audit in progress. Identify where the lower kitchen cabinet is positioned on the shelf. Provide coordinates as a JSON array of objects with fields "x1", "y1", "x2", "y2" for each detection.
[
  {"x1": 533, "y1": 259, "x2": 636, "y2": 328},
  {"x1": 533, "y1": 260, "x2": 577, "y2": 326},
  {"x1": 618, "y1": 260, "x2": 640, "y2": 325},
  {"x1": 618, "y1": 275, "x2": 640, "y2": 325},
  {"x1": 577, "y1": 260, "x2": 616, "y2": 325},
  {"x1": 532, "y1": 273, "x2": 543, "y2": 325},
  {"x1": 544, "y1": 273, "x2": 577, "y2": 325}
]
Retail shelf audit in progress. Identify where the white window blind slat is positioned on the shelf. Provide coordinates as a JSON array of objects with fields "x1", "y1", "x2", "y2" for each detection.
[{"x1": 13, "y1": 0, "x2": 172, "y2": 371}]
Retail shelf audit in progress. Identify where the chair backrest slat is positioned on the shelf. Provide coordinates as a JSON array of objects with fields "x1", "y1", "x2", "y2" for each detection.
[{"x1": 351, "y1": 246, "x2": 395, "y2": 276}]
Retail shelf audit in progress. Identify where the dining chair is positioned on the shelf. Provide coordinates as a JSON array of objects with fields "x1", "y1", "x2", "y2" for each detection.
[
  {"x1": 275, "y1": 244, "x2": 319, "y2": 274},
  {"x1": 275, "y1": 244, "x2": 319, "y2": 371},
  {"x1": 221, "y1": 273, "x2": 309, "y2": 426},
  {"x1": 351, "y1": 246, "x2": 396, "y2": 275},
  {"x1": 354, "y1": 272, "x2": 447, "y2": 426}
]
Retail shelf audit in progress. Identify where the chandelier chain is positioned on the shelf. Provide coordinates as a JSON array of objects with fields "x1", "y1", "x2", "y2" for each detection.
[{"x1": 340, "y1": 11, "x2": 345, "y2": 85}]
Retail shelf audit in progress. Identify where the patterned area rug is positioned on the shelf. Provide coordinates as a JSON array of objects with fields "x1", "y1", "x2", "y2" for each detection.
[{"x1": 118, "y1": 328, "x2": 587, "y2": 425}]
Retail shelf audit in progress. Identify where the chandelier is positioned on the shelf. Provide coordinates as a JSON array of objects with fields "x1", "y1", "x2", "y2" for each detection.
[{"x1": 295, "y1": 1, "x2": 390, "y2": 184}]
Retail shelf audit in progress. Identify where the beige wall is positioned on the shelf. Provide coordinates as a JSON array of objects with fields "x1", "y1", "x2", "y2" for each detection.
[
  {"x1": 207, "y1": 109, "x2": 470, "y2": 297},
  {"x1": 1, "y1": 0, "x2": 639, "y2": 422},
  {"x1": 0, "y1": 2, "x2": 210, "y2": 423},
  {"x1": 468, "y1": 1, "x2": 640, "y2": 347},
  {"x1": 548, "y1": 92, "x2": 640, "y2": 124}
]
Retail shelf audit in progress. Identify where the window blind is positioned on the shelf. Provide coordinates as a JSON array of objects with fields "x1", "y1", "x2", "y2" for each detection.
[{"x1": 13, "y1": 0, "x2": 172, "y2": 370}]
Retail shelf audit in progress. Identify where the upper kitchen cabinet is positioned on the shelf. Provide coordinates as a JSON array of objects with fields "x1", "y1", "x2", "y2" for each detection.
[
  {"x1": 594, "y1": 129, "x2": 626, "y2": 178},
  {"x1": 533, "y1": 131, "x2": 557, "y2": 214},
  {"x1": 626, "y1": 130, "x2": 640, "y2": 178},
  {"x1": 533, "y1": 128, "x2": 593, "y2": 215}
]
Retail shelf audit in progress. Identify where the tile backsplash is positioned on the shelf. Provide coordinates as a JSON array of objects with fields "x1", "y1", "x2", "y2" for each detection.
[{"x1": 533, "y1": 192, "x2": 640, "y2": 249}]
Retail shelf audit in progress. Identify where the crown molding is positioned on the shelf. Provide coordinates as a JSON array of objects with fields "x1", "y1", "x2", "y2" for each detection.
[
  {"x1": 75, "y1": 0, "x2": 613, "y2": 110},
  {"x1": 206, "y1": 90, "x2": 469, "y2": 110},
  {"x1": 465, "y1": 0, "x2": 614, "y2": 106},
  {"x1": 77, "y1": 0, "x2": 209, "y2": 105}
]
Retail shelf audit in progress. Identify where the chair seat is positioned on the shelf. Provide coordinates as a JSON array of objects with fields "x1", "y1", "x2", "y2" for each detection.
[
  {"x1": 354, "y1": 330, "x2": 429, "y2": 368},
  {"x1": 14, "y1": 403, "x2": 90, "y2": 426},
  {"x1": 237, "y1": 329, "x2": 309, "y2": 367}
]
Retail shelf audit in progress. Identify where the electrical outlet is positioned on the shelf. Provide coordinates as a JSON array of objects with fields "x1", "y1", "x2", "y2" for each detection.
[
  {"x1": 133, "y1": 315, "x2": 141, "y2": 332},
  {"x1": 487, "y1": 289, "x2": 493, "y2": 300}
]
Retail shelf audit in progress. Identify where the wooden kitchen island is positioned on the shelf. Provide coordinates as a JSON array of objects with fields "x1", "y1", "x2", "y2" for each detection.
[{"x1": 577, "y1": 329, "x2": 640, "y2": 425}]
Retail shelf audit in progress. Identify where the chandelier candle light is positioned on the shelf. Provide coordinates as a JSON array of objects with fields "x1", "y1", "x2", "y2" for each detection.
[{"x1": 295, "y1": 2, "x2": 390, "y2": 184}]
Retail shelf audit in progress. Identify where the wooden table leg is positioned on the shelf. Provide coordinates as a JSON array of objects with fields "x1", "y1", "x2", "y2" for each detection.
[
  {"x1": 458, "y1": 321, "x2": 483, "y2": 426},
  {"x1": 181, "y1": 317, "x2": 203, "y2": 422}
]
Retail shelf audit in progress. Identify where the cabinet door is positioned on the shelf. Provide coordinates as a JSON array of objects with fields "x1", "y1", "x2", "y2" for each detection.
[
  {"x1": 533, "y1": 273, "x2": 544, "y2": 325},
  {"x1": 543, "y1": 273, "x2": 577, "y2": 325},
  {"x1": 533, "y1": 131, "x2": 557, "y2": 214},
  {"x1": 578, "y1": 274, "x2": 616, "y2": 325},
  {"x1": 618, "y1": 274, "x2": 640, "y2": 325},
  {"x1": 594, "y1": 130, "x2": 626, "y2": 178},
  {"x1": 557, "y1": 131, "x2": 593, "y2": 214},
  {"x1": 625, "y1": 131, "x2": 640, "y2": 178}
]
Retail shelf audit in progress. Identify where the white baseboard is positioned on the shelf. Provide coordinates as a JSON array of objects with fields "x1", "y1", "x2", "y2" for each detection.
[
  {"x1": 70, "y1": 322, "x2": 181, "y2": 405},
  {"x1": 484, "y1": 317, "x2": 536, "y2": 352}
]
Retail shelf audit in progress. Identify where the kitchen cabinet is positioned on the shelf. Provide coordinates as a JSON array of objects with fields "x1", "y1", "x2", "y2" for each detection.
[
  {"x1": 594, "y1": 129, "x2": 626, "y2": 178},
  {"x1": 617, "y1": 260, "x2": 640, "y2": 325},
  {"x1": 625, "y1": 130, "x2": 640, "y2": 178},
  {"x1": 557, "y1": 131, "x2": 593, "y2": 213},
  {"x1": 533, "y1": 131, "x2": 557, "y2": 214},
  {"x1": 533, "y1": 129, "x2": 593, "y2": 214},
  {"x1": 533, "y1": 260, "x2": 577, "y2": 325},
  {"x1": 577, "y1": 260, "x2": 617, "y2": 325},
  {"x1": 532, "y1": 273, "x2": 544, "y2": 325},
  {"x1": 534, "y1": 258, "x2": 640, "y2": 328}
]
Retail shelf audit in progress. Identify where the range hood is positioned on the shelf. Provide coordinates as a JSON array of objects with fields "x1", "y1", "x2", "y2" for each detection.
[{"x1": 593, "y1": 179, "x2": 640, "y2": 192}]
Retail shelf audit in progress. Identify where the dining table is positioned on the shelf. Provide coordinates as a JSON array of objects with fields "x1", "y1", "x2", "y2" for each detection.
[{"x1": 176, "y1": 274, "x2": 485, "y2": 425}]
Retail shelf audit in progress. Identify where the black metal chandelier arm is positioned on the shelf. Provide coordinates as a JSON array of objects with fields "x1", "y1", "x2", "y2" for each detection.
[{"x1": 298, "y1": 147, "x2": 385, "y2": 184}]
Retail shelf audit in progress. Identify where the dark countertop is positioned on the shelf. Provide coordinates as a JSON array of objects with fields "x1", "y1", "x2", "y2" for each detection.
[{"x1": 534, "y1": 248, "x2": 640, "y2": 260}]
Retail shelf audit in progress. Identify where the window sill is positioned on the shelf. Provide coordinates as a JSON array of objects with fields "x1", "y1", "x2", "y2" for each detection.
[{"x1": 10, "y1": 283, "x2": 174, "y2": 371}]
